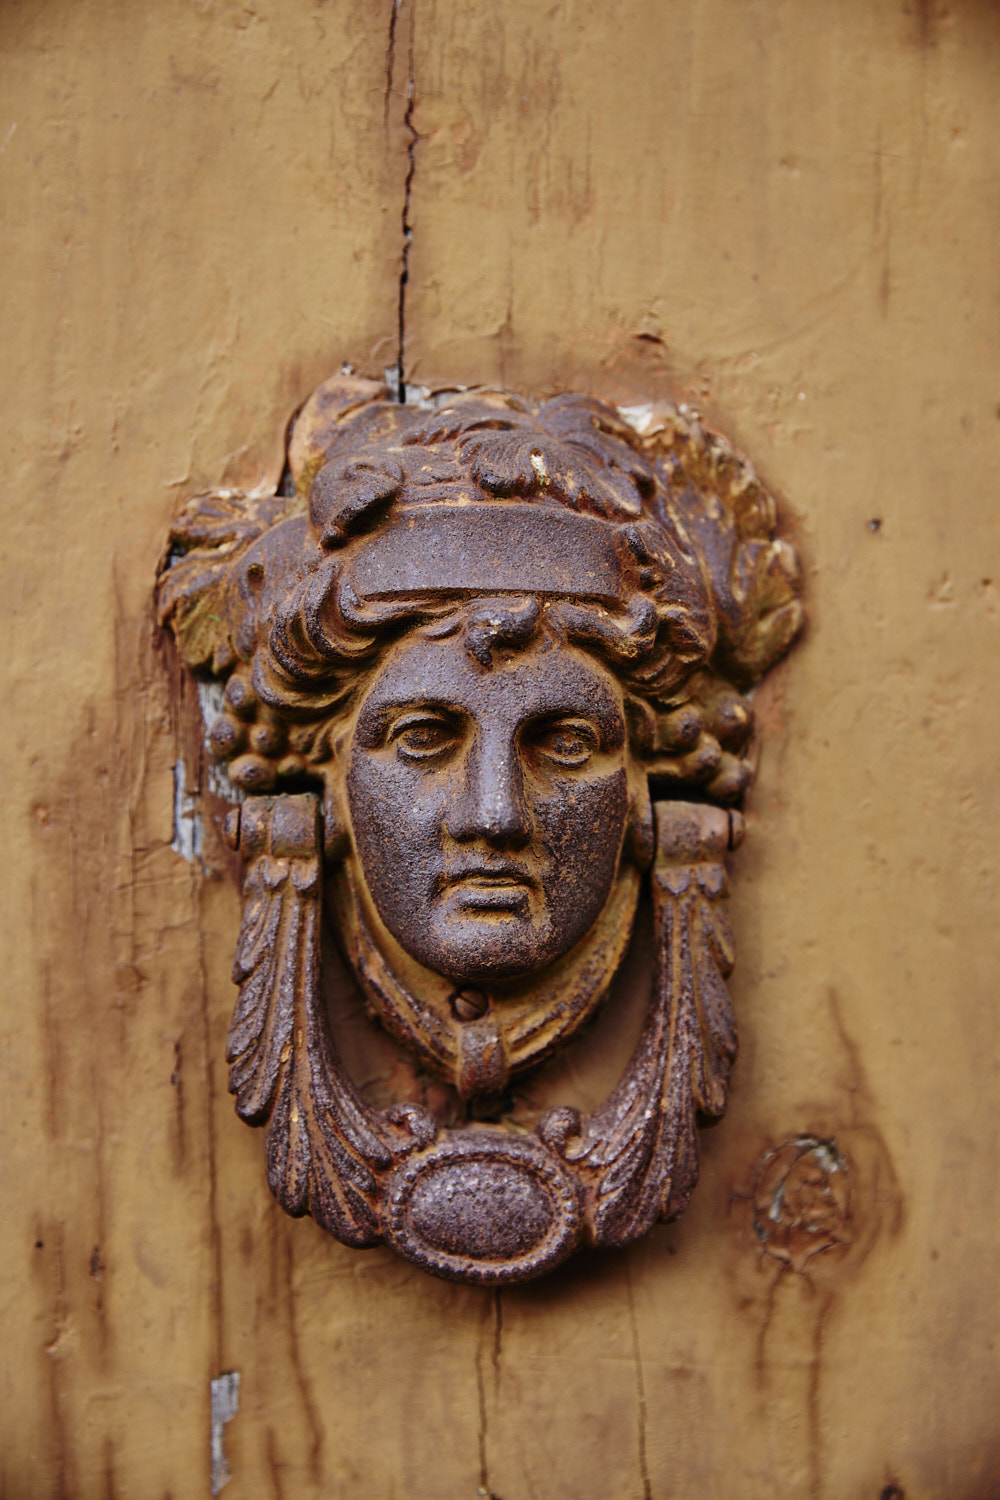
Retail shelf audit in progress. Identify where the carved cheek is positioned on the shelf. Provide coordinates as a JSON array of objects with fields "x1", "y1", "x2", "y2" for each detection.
[
  {"x1": 346, "y1": 751, "x2": 451, "y2": 896},
  {"x1": 535, "y1": 767, "x2": 629, "y2": 901}
]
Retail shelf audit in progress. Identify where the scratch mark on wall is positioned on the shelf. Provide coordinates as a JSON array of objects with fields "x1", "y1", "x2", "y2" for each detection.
[
  {"x1": 475, "y1": 1298, "x2": 492, "y2": 1499},
  {"x1": 264, "y1": 1425, "x2": 286, "y2": 1500},
  {"x1": 210, "y1": 1370, "x2": 241, "y2": 1495},
  {"x1": 281, "y1": 1233, "x2": 324, "y2": 1483},
  {"x1": 102, "y1": 1432, "x2": 119, "y2": 1500},
  {"x1": 806, "y1": 1290, "x2": 834, "y2": 1499},
  {"x1": 492, "y1": 1288, "x2": 503, "y2": 1378},
  {"x1": 38, "y1": 1225, "x2": 73, "y2": 1497},
  {"x1": 626, "y1": 1270, "x2": 653, "y2": 1500},
  {"x1": 39, "y1": 952, "x2": 62, "y2": 1141}
]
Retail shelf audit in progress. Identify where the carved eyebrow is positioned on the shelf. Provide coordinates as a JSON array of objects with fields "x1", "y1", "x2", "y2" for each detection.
[
  {"x1": 354, "y1": 671, "x2": 626, "y2": 745},
  {"x1": 523, "y1": 710, "x2": 600, "y2": 731},
  {"x1": 520, "y1": 706, "x2": 625, "y2": 749},
  {"x1": 353, "y1": 698, "x2": 468, "y2": 748},
  {"x1": 377, "y1": 697, "x2": 464, "y2": 720}
]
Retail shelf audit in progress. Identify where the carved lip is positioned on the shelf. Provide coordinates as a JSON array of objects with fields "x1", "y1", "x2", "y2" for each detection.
[
  {"x1": 453, "y1": 886, "x2": 530, "y2": 914},
  {"x1": 441, "y1": 865, "x2": 536, "y2": 912},
  {"x1": 441, "y1": 862, "x2": 537, "y2": 887}
]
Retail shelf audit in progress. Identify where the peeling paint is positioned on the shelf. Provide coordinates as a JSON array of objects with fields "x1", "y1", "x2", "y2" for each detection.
[
  {"x1": 619, "y1": 402, "x2": 657, "y2": 436},
  {"x1": 171, "y1": 759, "x2": 203, "y2": 865},
  {"x1": 210, "y1": 1370, "x2": 241, "y2": 1495},
  {"x1": 196, "y1": 679, "x2": 242, "y2": 802},
  {"x1": 172, "y1": 681, "x2": 243, "y2": 863}
]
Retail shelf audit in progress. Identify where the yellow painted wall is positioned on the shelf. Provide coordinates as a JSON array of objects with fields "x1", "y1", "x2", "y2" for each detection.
[{"x1": 2, "y1": 2, "x2": 998, "y2": 1495}]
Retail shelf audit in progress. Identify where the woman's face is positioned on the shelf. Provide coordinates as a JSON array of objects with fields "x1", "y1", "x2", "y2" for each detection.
[{"x1": 344, "y1": 623, "x2": 632, "y2": 984}]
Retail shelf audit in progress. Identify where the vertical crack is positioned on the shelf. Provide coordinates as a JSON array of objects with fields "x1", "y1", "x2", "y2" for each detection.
[
  {"x1": 473, "y1": 1291, "x2": 504, "y2": 1500},
  {"x1": 492, "y1": 1288, "x2": 503, "y2": 1377},
  {"x1": 475, "y1": 1318, "x2": 491, "y2": 1498},
  {"x1": 395, "y1": 3, "x2": 417, "y2": 401},
  {"x1": 383, "y1": 0, "x2": 400, "y2": 130},
  {"x1": 626, "y1": 1271, "x2": 653, "y2": 1500}
]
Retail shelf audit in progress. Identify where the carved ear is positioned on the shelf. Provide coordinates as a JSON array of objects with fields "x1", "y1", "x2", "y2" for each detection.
[
  {"x1": 623, "y1": 694, "x2": 654, "y2": 869},
  {"x1": 322, "y1": 771, "x2": 351, "y2": 862},
  {"x1": 626, "y1": 774, "x2": 655, "y2": 870}
]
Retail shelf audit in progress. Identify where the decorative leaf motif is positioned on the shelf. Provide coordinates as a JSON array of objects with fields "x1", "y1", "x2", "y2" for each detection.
[
  {"x1": 225, "y1": 794, "x2": 435, "y2": 1247},
  {"x1": 156, "y1": 490, "x2": 285, "y2": 672},
  {"x1": 639, "y1": 405, "x2": 804, "y2": 686},
  {"x1": 286, "y1": 372, "x2": 396, "y2": 498},
  {"x1": 549, "y1": 802, "x2": 737, "y2": 1247},
  {"x1": 227, "y1": 855, "x2": 294, "y2": 1123}
]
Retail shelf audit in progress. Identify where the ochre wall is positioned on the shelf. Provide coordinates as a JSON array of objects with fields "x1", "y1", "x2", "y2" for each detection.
[{"x1": 2, "y1": 2, "x2": 999, "y2": 1496}]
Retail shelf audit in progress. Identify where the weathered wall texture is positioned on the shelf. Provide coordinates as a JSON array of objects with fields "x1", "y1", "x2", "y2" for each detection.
[{"x1": 2, "y1": 1, "x2": 999, "y2": 1496}]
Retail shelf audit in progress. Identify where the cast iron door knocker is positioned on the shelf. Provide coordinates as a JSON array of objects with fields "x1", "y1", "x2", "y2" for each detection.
[{"x1": 157, "y1": 374, "x2": 802, "y2": 1284}]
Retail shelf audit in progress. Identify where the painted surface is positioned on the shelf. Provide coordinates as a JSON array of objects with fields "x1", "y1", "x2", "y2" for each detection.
[{"x1": 2, "y1": 1, "x2": 998, "y2": 1495}]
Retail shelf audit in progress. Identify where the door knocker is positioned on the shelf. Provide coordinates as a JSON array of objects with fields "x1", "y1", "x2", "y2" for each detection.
[{"x1": 157, "y1": 373, "x2": 802, "y2": 1284}]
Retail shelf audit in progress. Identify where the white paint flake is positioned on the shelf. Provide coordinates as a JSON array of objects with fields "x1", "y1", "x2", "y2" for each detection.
[
  {"x1": 171, "y1": 759, "x2": 203, "y2": 864},
  {"x1": 210, "y1": 1370, "x2": 241, "y2": 1494}
]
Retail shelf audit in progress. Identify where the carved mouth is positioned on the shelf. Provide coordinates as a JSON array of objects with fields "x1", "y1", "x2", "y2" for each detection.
[
  {"x1": 443, "y1": 868, "x2": 536, "y2": 913},
  {"x1": 443, "y1": 862, "x2": 537, "y2": 886}
]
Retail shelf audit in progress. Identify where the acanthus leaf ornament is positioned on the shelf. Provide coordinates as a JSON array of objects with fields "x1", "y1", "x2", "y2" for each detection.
[{"x1": 157, "y1": 374, "x2": 802, "y2": 1284}]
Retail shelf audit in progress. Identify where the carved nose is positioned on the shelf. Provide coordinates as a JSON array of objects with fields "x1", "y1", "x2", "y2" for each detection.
[{"x1": 446, "y1": 736, "x2": 531, "y2": 847}]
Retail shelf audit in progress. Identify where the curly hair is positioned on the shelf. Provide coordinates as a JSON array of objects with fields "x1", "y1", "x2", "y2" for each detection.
[{"x1": 157, "y1": 377, "x2": 802, "y2": 805}]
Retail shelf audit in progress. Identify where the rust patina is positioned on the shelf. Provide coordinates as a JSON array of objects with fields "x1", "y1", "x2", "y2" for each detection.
[{"x1": 157, "y1": 374, "x2": 802, "y2": 1284}]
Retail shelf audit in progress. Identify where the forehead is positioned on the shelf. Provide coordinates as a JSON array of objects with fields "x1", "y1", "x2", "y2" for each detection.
[{"x1": 356, "y1": 626, "x2": 625, "y2": 723}]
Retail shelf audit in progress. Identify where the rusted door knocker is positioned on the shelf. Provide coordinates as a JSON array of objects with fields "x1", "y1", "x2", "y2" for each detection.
[{"x1": 157, "y1": 374, "x2": 802, "y2": 1284}]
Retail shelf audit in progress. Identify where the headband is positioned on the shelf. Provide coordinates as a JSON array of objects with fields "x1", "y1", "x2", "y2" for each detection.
[{"x1": 346, "y1": 502, "x2": 632, "y2": 603}]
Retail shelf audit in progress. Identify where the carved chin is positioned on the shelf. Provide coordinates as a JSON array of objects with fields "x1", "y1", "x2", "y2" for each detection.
[
  {"x1": 399, "y1": 905, "x2": 560, "y2": 985},
  {"x1": 358, "y1": 867, "x2": 615, "y2": 984},
  {"x1": 328, "y1": 854, "x2": 642, "y2": 1089}
]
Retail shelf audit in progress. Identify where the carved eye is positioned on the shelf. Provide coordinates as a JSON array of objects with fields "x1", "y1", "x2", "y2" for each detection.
[
  {"x1": 528, "y1": 719, "x2": 599, "y2": 769},
  {"x1": 390, "y1": 715, "x2": 458, "y2": 762}
]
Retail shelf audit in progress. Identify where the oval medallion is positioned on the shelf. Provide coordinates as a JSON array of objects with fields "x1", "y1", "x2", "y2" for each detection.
[{"x1": 383, "y1": 1132, "x2": 582, "y2": 1284}]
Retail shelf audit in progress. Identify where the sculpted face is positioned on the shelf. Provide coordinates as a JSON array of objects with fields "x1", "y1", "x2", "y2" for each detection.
[{"x1": 345, "y1": 619, "x2": 632, "y2": 985}]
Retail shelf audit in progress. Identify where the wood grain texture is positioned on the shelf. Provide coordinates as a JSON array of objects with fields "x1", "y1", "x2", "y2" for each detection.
[{"x1": 2, "y1": 0, "x2": 999, "y2": 1496}]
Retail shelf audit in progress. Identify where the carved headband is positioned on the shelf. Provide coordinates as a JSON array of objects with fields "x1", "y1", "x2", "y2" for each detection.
[{"x1": 345, "y1": 503, "x2": 631, "y2": 602}]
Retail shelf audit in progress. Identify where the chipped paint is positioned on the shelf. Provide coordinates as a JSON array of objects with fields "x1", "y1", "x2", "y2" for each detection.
[
  {"x1": 171, "y1": 759, "x2": 203, "y2": 865},
  {"x1": 172, "y1": 684, "x2": 242, "y2": 863},
  {"x1": 619, "y1": 402, "x2": 657, "y2": 436},
  {"x1": 210, "y1": 1370, "x2": 240, "y2": 1495},
  {"x1": 196, "y1": 679, "x2": 242, "y2": 803}
]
